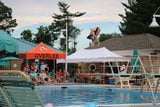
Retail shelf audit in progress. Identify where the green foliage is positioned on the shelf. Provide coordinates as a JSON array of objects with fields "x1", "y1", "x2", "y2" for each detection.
[
  {"x1": 20, "y1": 1, "x2": 85, "y2": 50},
  {"x1": 99, "y1": 33, "x2": 121, "y2": 42},
  {"x1": 0, "y1": 1, "x2": 17, "y2": 33},
  {"x1": 21, "y1": 24, "x2": 59, "y2": 46},
  {"x1": 119, "y1": 0, "x2": 160, "y2": 37},
  {"x1": 20, "y1": 30, "x2": 33, "y2": 42},
  {"x1": 33, "y1": 26, "x2": 56, "y2": 46}
]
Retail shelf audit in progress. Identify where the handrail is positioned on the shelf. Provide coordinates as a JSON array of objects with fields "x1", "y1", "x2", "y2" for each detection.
[
  {"x1": 0, "y1": 70, "x2": 31, "y2": 81},
  {"x1": 79, "y1": 73, "x2": 160, "y2": 77},
  {"x1": 140, "y1": 77, "x2": 160, "y2": 106},
  {"x1": 155, "y1": 78, "x2": 160, "y2": 99}
]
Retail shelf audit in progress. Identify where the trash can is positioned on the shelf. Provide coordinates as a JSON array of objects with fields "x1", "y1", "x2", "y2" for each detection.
[{"x1": 108, "y1": 78, "x2": 115, "y2": 85}]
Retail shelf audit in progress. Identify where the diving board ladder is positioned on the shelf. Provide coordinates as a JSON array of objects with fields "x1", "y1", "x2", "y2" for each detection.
[{"x1": 141, "y1": 77, "x2": 160, "y2": 106}]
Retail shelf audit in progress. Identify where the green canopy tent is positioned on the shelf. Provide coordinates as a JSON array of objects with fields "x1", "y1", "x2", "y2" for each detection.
[{"x1": 0, "y1": 30, "x2": 18, "y2": 53}]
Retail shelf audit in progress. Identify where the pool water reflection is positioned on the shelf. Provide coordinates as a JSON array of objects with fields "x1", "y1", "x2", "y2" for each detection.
[{"x1": 37, "y1": 85, "x2": 154, "y2": 107}]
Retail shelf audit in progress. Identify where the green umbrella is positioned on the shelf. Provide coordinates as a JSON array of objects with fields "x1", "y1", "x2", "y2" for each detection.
[
  {"x1": 131, "y1": 49, "x2": 141, "y2": 85},
  {"x1": 0, "y1": 56, "x2": 19, "y2": 69},
  {"x1": 131, "y1": 49, "x2": 141, "y2": 73},
  {"x1": 0, "y1": 56, "x2": 19, "y2": 61},
  {"x1": 0, "y1": 61, "x2": 10, "y2": 66}
]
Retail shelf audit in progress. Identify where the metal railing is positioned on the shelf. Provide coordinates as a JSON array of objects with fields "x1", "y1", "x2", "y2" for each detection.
[{"x1": 141, "y1": 77, "x2": 160, "y2": 106}]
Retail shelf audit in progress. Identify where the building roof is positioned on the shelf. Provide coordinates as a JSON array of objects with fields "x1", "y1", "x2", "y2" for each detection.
[
  {"x1": 99, "y1": 33, "x2": 160, "y2": 51},
  {"x1": 0, "y1": 30, "x2": 18, "y2": 53},
  {"x1": 13, "y1": 38, "x2": 36, "y2": 53},
  {"x1": 13, "y1": 38, "x2": 62, "y2": 53}
]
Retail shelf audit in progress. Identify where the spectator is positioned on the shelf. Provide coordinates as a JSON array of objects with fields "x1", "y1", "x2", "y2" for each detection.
[
  {"x1": 63, "y1": 70, "x2": 70, "y2": 81},
  {"x1": 44, "y1": 63, "x2": 49, "y2": 74},
  {"x1": 21, "y1": 61, "x2": 26, "y2": 71},
  {"x1": 76, "y1": 65, "x2": 81, "y2": 75},
  {"x1": 30, "y1": 62, "x2": 38, "y2": 73},
  {"x1": 56, "y1": 69, "x2": 64, "y2": 83},
  {"x1": 120, "y1": 64, "x2": 126, "y2": 73},
  {"x1": 40, "y1": 62, "x2": 46, "y2": 72},
  {"x1": 48, "y1": 69, "x2": 55, "y2": 83},
  {"x1": 29, "y1": 70, "x2": 39, "y2": 85},
  {"x1": 39, "y1": 71, "x2": 50, "y2": 85}
]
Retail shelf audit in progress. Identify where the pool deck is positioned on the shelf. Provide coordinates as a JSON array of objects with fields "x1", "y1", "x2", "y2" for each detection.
[{"x1": 58, "y1": 103, "x2": 160, "y2": 107}]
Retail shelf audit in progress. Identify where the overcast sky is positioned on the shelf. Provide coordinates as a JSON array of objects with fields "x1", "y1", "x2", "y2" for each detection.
[
  {"x1": 1, "y1": 0, "x2": 127, "y2": 49},
  {"x1": 2, "y1": 0, "x2": 127, "y2": 27}
]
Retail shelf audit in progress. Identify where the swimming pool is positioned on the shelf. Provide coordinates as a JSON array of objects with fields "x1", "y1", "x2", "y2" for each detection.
[{"x1": 36, "y1": 85, "x2": 159, "y2": 107}]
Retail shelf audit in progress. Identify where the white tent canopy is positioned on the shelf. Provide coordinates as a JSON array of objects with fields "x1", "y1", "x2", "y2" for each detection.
[{"x1": 57, "y1": 47, "x2": 128, "y2": 63}]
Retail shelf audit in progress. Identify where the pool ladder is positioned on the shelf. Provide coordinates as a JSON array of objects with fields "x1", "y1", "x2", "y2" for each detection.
[{"x1": 141, "y1": 77, "x2": 160, "y2": 106}]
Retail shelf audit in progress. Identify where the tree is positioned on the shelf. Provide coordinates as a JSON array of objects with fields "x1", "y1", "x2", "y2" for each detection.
[
  {"x1": 20, "y1": 1, "x2": 85, "y2": 50},
  {"x1": 0, "y1": 1, "x2": 17, "y2": 32},
  {"x1": 119, "y1": 0, "x2": 160, "y2": 37},
  {"x1": 34, "y1": 26, "x2": 53, "y2": 45},
  {"x1": 20, "y1": 25, "x2": 58, "y2": 46},
  {"x1": 99, "y1": 33, "x2": 121, "y2": 42},
  {"x1": 51, "y1": 1, "x2": 86, "y2": 54},
  {"x1": 20, "y1": 30, "x2": 33, "y2": 42}
]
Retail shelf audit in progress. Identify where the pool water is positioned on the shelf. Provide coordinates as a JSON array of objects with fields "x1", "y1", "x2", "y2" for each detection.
[{"x1": 36, "y1": 85, "x2": 156, "y2": 107}]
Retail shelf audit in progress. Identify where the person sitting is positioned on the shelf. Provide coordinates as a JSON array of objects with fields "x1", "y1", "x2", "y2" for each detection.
[
  {"x1": 48, "y1": 70, "x2": 55, "y2": 83},
  {"x1": 120, "y1": 64, "x2": 126, "y2": 74},
  {"x1": 74, "y1": 66, "x2": 81, "y2": 82},
  {"x1": 55, "y1": 73, "x2": 60, "y2": 83},
  {"x1": 40, "y1": 62, "x2": 46, "y2": 72},
  {"x1": 76, "y1": 65, "x2": 81, "y2": 75},
  {"x1": 21, "y1": 62, "x2": 26, "y2": 71},
  {"x1": 44, "y1": 63, "x2": 49, "y2": 75},
  {"x1": 63, "y1": 70, "x2": 70, "y2": 82},
  {"x1": 56, "y1": 72, "x2": 61, "y2": 83},
  {"x1": 39, "y1": 72, "x2": 50, "y2": 85},
  {"x1": 29, "y1": 70, "x2": 39, "y2": 85},
  {"x1": 29, "y1": 62, "x2": 38, "y2": 73},
  {"x1": 95, "y1": 72, "x2": 103, "y2": 84},
  {"x1": 74, "y1": 73, "x2": 79, "y2": 82},
  {"x1": 56, "y1": 69, "x2": 64, "y2": 83},
  {"x1": 21, "y1": 62, "x2": 29, "y2": 75}
]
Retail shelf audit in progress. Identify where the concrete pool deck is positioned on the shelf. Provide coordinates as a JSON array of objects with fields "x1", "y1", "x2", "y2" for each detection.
[{"x1": 56, "y1": 103, "x2": 160, "y2": 107}]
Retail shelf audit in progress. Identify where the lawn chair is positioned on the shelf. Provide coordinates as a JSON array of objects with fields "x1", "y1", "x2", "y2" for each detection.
[
  {"x1": 115, "y1": 73, "x2": 143, "y2": 88},
  {"x1": 0, "y1": 70, "x2": 44, "y2": 107},
  {"x1": 114, "y1": 61, "x2": 132, "y2": 89}
]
